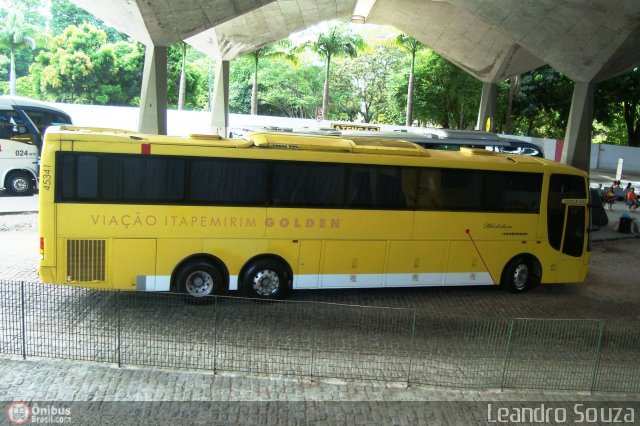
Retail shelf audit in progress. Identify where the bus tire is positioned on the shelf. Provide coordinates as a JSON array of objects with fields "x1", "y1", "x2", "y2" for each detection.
[
  {"x1": 241, "y1": 258, "x2": 291, "y2": 299},
  {"x1": 6, "y1": 171, "x2": 34, "y2": 196},
  {"x1": 501, "y1": 256, "x2": 534, "y2": 293},
  {"x1": 174, "y1": 260, "x2": 222, "y2": 303}
]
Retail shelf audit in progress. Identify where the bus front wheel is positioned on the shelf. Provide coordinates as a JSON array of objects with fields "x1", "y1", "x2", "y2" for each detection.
[
  {"x1": 241, "y1": 259, "x2": 291, "y2": 299},
  {"x1": 501, "y1": 256, "x2": 535, "y2": 293},
  {"x1": 175, "y1": 261, "x2": 223, "y2": 302},
  {"x1": 6, "y1": 171, "x2": 34, "y2": 196}
]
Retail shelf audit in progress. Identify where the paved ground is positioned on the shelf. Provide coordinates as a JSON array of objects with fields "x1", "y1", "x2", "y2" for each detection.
[
  {"x1": 0, "y1": 358, "x2": 638, "y2": 425},
  {"x1": 1, "y1": 170, "x2": 640, "y2": 425}
]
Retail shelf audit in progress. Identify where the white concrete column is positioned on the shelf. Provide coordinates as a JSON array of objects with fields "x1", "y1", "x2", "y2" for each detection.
[
  {"x1": 210, "y1": 60, "x2": 230, "y2": 137},
  {"x1": 138, "y1": 44, "x2": 168, "y2": 135},
  {"x1": 476, "y1": 82, "x2": 497, "y2": 132},
  {"x1": 561, "y1": 82, "x2": 594, "y2": 171}
]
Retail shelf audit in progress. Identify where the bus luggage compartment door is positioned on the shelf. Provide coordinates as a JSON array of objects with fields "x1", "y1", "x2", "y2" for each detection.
[
  {"x1": 112, "y1": 239, "x2": 158, "y2": 291},
  {"x1": 320, "y1": 240, "x2": 386, "y2": 288}
]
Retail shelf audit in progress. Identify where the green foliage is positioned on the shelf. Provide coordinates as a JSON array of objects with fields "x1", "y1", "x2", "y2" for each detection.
[
  {"x1": 259, "y1": 60, "x2": 323, "y2": 118},
  {"x1": 509, "y1": 66, "x2": 573, "y2": 138},
  {"x1": 595, "y1": 67, "x2": 640, "y2": 146},
  {"x1": 393, "y1": 34, "x2": 425, "y2": 125},
  {"x1": 0, "y1": 54, "x2": 8, "y2": 80},
  {"x1": 394, "y1": 50, "x2": 481, "y2": 128},
  {"x1": 0, "y1": 0, "x2": 48, "y2": 94},
  {"x1": 31, "y1": 24, "x2": 143, "y2": 104},
  {"x1": 246, "y1": 39, "x2": 298, "y2": 114},
  {"x1": 394, "y1": 34, "x2": 424, "y2": 55},
  {"x1": 167, "y1": 43, "x2": 209, "y2": 110},
  {"x1": 310, "y1": 24, "x2": 367, "y2": 61},
  {"x1": 50, "y1": 0, "x2": 128, "y2": 42},
  {"x1": 332, "y1": 45, "x2": 404, "y2": 123},
  {"x1": 307, "y1": 24, "x2": 367, "y2": 119},
  {"x1": 230, "y1": 57, "x2": 252, "y2": 114}
]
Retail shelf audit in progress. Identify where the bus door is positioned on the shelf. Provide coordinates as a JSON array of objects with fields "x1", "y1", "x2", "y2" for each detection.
[
  {"x1": 547, "y1": 174, "x2": 589, "y2": 283},
  {"x1": 555, "y1": 201, "x2": 588, "y2": 282}
]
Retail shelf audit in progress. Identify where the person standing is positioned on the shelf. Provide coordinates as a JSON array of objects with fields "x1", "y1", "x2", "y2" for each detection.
[{"x1": 626, "y1": 187, "x2": 639, "y2": 210}]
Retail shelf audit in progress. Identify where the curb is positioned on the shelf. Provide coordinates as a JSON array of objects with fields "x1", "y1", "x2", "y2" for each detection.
[{"x1": 0, "y1": 211, "x2": 38, "y2": 216}]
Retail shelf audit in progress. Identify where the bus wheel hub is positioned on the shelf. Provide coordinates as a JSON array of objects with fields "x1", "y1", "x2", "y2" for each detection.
[{"x1": 253, "y1": 270, "x2": 279, "y2": 296}]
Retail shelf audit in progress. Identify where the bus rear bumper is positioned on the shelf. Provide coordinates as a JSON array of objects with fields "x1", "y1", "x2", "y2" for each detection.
[{"x1": 38, "y1": 266, "x2": 55, "y2": 283}]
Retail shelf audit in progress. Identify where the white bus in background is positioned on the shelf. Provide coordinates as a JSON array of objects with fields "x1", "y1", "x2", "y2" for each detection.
[
  {"x1": 230, "y1": 125, "x2": 545, "y2": 158},
  {"x1": 0, "y1": 96, "x2": 73, "y2": 195}
]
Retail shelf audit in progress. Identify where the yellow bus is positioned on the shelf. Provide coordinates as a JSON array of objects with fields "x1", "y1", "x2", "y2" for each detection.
[{"x1": 38, "y1": 126, "x2": 590, "y2": 300}]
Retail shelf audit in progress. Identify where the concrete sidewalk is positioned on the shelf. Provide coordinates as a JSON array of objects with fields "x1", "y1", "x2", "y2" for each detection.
[
  {"x1": 589, "y1": 169, "x2": 640, "y2": 242},
  {"x1": 0, "y1": 190, "x2": 38, "y2": 214}
]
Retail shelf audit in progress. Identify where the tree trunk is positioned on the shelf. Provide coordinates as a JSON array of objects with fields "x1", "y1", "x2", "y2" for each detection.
[
  {"x1": 251, "y1": 54, "x2": 259, "y2": 115},
  {"x1": 178, "y1": 43, "x2": 187, "y2": 110},
  {"x1": 9, "y1": 48, "x2": 17, "y2": 96},
  {"x1": 207, "y1": 59, "x2": 213, "y2": 111},
  {"x1": 527, "y1": 116, "x2": 535, "y2": 135},
  {"x1": 406, "y1": 52, "x2": 415, "y2": 127},
  {"x1": 623, "y1": 101, "x2": 640, "y2": 147},
  {"x1": 322, "y1": 55, "x2": 331, "y2": 121},
  {"x1": 504, "y1": 74, "x2": 520, "y2": 134}
]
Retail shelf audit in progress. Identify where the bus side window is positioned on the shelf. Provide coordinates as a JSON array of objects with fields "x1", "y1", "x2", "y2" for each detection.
[
  {"x1": 272, "y1": 162, "x2": 345, "y2": 207},
  {"x1": 416, "y1": 168, "x2": 442, "y2": 209},
  {"x1": 0, "y1": 110, "x2": 29, "y2": 142},
  {"x1": 0, "y1": 112, "x2": 12, "y2": 139}
]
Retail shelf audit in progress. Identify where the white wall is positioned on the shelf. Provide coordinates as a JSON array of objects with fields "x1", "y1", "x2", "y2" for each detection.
[
  {"x1": 590, "y1": 143, "x2": 640, "y2": 174},
  {"x1": 51, "y1": 103, "x2": 640, "y2": 173},
  {"x1": 52, "y1": 103, "x2": 404, "y2": 136}
]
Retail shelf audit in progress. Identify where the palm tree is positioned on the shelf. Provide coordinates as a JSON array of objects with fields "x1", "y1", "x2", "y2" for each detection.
[
  {"x1": 249, "y1": 39, "x2": 296, "y2": 115},
  {"x1": 177, "y1": 42, "x2": 189, "y2": 110},
  {"x1": 309, "y1": 25, "x2": 366, "y2": 120},
  {"x1": 0, "y1": 5, "x2": 47, "y2": 95},
  {"x1": 395, "y1": 34, "x2": 424, "y2": 126}
]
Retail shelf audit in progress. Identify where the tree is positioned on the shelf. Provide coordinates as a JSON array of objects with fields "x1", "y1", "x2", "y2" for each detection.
[
  {"x1": 50, "y1": 0, "x2": 128, "y2": 42},
  {"x1": 166, "y1": 44, "x2": 208, "y2": 110},
  {"x1": 31, "y1": 24, "x2": 144, "y2": 105},
  {"x1": 394, "y1": 34, "x2": 424, "y2": 126},
  {"x1": 307, "y1": 25, "x2": 366, "y2": 120},
  {"x1": 510, "y1": 66, "x2": 573, "y2": 137},
  {"x1": 177, "y1": 42, "x2": 188, "y2": 110},
  {"x1": 595, "y1": 67, "x2": 640, "y2": 146},
  {"x1": 503, "y1": 75, "x2": 520, "y2": 134},
  {"x1": 247, "y1": 40, "x2": 296, "y2": 115},
  {"x1": 0, "y1": 1, "x2": 47, "y2": 95},
  {"x1": 259, "y1": 60, "x2": 323, "y2": 118},
  {"x1": 333, "y1": 45, "x2": 403, "y2": 123},
  {"x1": 396, "y1": 50, "x2": 481, "y2": 128},
  {"x1": 229, "y1": 57, "x2": 253, "y2": 114}
]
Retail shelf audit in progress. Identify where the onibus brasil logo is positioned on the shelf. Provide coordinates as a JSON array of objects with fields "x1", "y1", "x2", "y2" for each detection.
[
  {"x1": 6, "y1": 401, "x2": 31, "y2": 425},
  {"x1": 6, "y1": 401, "x2": 71, "y2": 424}
]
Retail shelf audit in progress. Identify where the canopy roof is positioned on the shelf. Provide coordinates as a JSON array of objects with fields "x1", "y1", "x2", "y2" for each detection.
[{"x1": 71, "y1": 0, "x2": 640, "y2": 83}]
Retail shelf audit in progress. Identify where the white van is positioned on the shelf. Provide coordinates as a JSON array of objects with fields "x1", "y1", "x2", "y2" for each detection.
[{"x1": 0, "y1": 96, "x2": 72, "y2": 195}]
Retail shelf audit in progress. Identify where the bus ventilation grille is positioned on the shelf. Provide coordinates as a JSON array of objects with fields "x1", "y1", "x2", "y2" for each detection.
[{"x1": 66, "y1": 239, "x2": 106, "y2": 282}]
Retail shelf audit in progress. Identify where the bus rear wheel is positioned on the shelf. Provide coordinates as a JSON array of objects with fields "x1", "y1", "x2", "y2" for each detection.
[
  {"x1": 501, "y1": 256, "x2": 534, "y2": 293},
  {"x1": 174, "y1": 261, "x2": 222, "y2": 303},
  {"x1": 6, "y1": 171, "x2": 33, "y2": 196},
  {"x1": 241, "y1": 259, "x2": 291, "y2": 300}
]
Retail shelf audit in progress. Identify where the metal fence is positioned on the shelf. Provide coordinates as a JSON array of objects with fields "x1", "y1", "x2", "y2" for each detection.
[{"x1": 1, "y1": 280, "x2": 639, "y2": 392}]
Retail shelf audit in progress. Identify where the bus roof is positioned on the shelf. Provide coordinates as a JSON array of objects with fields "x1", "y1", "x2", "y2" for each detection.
[
  {"x1": 45, "y1": 126, "x2": 577, "y2": 175},
  {"x1": 0, "y1": 96, "x2": 70, "y2": 116},
  {"x1": 230, "y1": 125, "x2": 512, "y2": 148}
]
